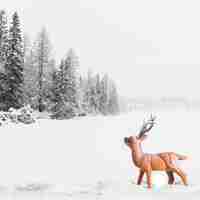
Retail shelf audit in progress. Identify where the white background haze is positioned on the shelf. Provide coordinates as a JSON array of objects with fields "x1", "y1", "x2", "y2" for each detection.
[{"x1": 1, "y1": 0, "x2": 200, "y2": 98}]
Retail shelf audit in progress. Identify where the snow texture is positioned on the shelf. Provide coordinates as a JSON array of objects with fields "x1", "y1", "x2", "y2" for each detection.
[{"x1": 0, "y1": 111, "x2": 199, "y2": 199}]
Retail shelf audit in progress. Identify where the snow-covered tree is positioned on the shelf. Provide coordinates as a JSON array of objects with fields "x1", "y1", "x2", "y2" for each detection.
[
  {"x1": 87, "y1": 74, "x2": 100, "y2": 114},
  {"x1": 0, "y1": 10, "x2": 9, "y2": 110},
  {"x1": 4, "y1": 12, "x2": 24, "y2": 110},
  {"x1": 50, "y1": 68, "x2": 65, "y2": 119},
  {"x1": 81, "y1": 70, "x2": 93, "y2": 113},
  {"x1": 34, "y1": 27, "x2": 54, "y2": 112},
  {"x1": 78, "y1": 75, "x2": 88, "y2": 114},
  {"x1": 99, "y1": 74, "x2": 109, "y2": 115},
  {"x1": 23, "y1": 29, "x2": 55, "y2": 111},
  {"x1": 107, "y1": 80, "x2": 119, "y2": 114},
  {"x1": 63, "y1": 49, "x2": 79, "y2": 108},
  {"x1": 0, "y1": 10, "x2": 9, "y2": 68},
  {"x1": 0, "y1": 72, "x2": 8, "y2": 110},
  {"x1": 51, "y1": 49, "x2": 80, "y2": 119},
  {"x1": 95, "y1": 73, "x2": 101, "y2": 112},
  {"x1": 22, "y1": 34, "x2": 33, "y2": 104},
  {"x1": 77, "y1": 75, "x2": 84, "y2": 112},
  {"x1": 23, "y1": 47, "x2": 38, "y2": 107},
  {"x1": 80, "y1": 72, "x2": 120, "y2": 115}
]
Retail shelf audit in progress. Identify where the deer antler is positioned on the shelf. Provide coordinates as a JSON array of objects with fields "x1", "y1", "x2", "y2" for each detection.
[{"x1": 138, "y1": 115, "x2": 156, "y2": 138}]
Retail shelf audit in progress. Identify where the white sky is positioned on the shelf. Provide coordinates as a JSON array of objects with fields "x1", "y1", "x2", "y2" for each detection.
[{"x1": 1, "y1": 0, "x2": 200, "y2": 98}]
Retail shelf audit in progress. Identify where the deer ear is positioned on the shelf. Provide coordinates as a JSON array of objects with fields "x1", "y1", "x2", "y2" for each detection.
[{"x1": 139, "y1": 134, "x2": 148, "y2": 141}]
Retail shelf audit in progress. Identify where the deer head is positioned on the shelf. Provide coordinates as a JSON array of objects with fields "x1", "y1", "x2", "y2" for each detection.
[{"x1": 124, "y1": 115, "x2": 156, "y2": 148}]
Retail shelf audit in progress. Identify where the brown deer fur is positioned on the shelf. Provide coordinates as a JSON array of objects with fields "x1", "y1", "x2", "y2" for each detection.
[{"x1": 124, "y1": 116, "x2": 188, "y2": 189}]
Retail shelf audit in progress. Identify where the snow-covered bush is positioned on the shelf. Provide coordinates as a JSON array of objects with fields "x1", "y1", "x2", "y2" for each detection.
[
  {"x1": 0, "y1": 111, "x2": 10, "y2": 126},
  {"x1": 8, "y1": 107, "x2": 21, "y2": 123},
  {"x1": 10, "y1": 105, "x2": 35, "y2": 124},
  {"x1": 0, "y1": 105, "x2": 35, "y2": 126}
]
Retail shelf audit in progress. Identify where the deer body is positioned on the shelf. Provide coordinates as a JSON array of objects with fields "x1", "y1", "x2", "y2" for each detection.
[{"x1": 124, "y1": 116, "x2": 188, "y2": 188}]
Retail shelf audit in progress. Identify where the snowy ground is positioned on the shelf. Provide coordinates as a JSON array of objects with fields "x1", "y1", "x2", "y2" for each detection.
[{"x1": 0, "y1": 111, "x2": 199, "y2": 199}]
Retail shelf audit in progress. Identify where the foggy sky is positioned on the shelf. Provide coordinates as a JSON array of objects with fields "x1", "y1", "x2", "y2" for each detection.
[{"x1": 1, "y1": 0, "x2": 200, "y2": 98}]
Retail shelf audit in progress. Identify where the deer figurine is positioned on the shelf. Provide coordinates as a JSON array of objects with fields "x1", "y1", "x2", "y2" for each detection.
[{"x1": 124, "y1": 115, "x2": 188, "y2": 188}]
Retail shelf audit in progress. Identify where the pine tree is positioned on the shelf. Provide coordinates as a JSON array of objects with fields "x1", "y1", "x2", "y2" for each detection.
[
  {"x1": 0, "y1": 10, "x2": 9, "y2": 110},
  {"x1": 23, "y1": 47, "x2": 38, "y2": 107},
  {"x1": 22, "y1": 33, "x2": 33, "y2": 105},
  {"x1": 34, "y1": 27, "x2": 53, "y2": 112},
  {"x1": 62, "y1": 49, "x2": 79, "y2": 117},
  {"x1": 88, "y1": 74, "x2": 99, "y2": 113},
  {"x1": 82, "y1": 70, "x2": 93, "y2": 114},
  {"x1": 0, "y1": 10, "x2": 9, "y2": 67},
  {"x1": 78, "y1": 75, "x2": 84, "y2": 113},
  {"x1": 95, "y1": 73, "x2": 101, "y2": 113},
  {"x1": 50, "y1": 68, "x2": 65, "y2": 119},
  {"x1": 108, "y1": 80, "x2": 119, "y2": 114},
  {"x1": 99, "y1": 74, "x2": 109, "y2": 115},
  {"x1": 0, "y1": 71, "x2": 8, "y2": 110},
  {"x1": 51, "y1": 60, "x2": 65, "y2": 104},
  {"x1": 51, "y1": 49, "x2": 80, "y2": 119},
  {"x1": 79, "y1": 75, "x2": 88, "y2": 114},
  {"x1": 5, "y1": 12, "x2": 24, "y2": 110},
  {"x1": 64, "y1": 49, "x2": 79, "y2": 106}
]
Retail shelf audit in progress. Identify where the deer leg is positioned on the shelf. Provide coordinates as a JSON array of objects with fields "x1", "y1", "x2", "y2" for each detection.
[
  {"x1": 146, "y1": 171, "x2": 152, "y2": 189},
  {"x1": 166, "y1": 171, "x2": 175, "y2": 184},
  {"x1": 171, "y1": 168, "x2": 188, "y2": 186},
  {"x1": 137, "y1": 170, "x2": 145, "y2": 185}
]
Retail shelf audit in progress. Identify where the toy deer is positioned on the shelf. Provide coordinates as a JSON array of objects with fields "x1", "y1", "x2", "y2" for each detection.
[{"x1": 124, "y1": 115, "x2": 188, "y2": 188}]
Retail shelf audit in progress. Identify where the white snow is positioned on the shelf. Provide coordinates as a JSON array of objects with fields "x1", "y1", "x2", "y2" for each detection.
[{"x1": 0, "y1": 111, "x2": 199, "y2": 199}]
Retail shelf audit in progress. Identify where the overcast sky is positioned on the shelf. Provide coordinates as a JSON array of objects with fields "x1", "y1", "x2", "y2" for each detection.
[{"x1": 2, "y1": 0, "x2": 200, "y2": 98}]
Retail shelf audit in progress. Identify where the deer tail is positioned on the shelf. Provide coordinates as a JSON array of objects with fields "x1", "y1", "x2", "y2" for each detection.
[{"x1": 175, "y1": 154, "x2": 188, "y2": 160}]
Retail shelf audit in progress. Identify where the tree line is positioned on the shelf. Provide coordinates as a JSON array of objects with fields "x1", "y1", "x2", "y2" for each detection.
[{"x1": 0, "y1": 11, "x2": 120, "y2": 119}]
